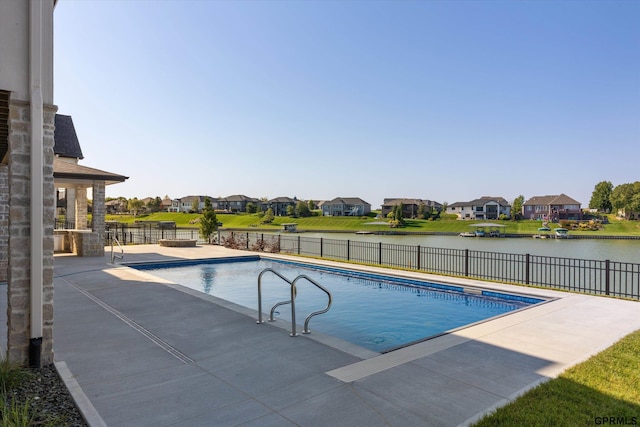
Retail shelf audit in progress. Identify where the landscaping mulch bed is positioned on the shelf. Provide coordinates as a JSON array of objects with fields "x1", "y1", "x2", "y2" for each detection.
[{"x1": 4, "y1": 364, "x2": 87, "y2": 426}]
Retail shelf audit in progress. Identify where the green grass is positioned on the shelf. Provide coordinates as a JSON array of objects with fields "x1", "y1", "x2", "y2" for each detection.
[
  {"x1": 473, "y1": 329, "x2": 640, "y2": 426},
  {"x1": 104, "y1": 212, "x2": 640, "y2": 236},
  {"x1": 0, "y1": 358, "x2": 31, "y2": 394}
]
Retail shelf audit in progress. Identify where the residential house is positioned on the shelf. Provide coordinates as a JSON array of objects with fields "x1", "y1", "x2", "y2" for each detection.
[
  {"x1": 617, "y1": 208, "x2": 639, "y2": 220},
  {"x1": 160, "y1": 196, "x2": 173, "y2": 212},
  {"x1": 218, "y1": 194, "x2": 261, "y2": 213},
  {"x1": 522, "y1": 194, "x2": 582, "y2": 221},
  {"x1": 447, "y1": 196, "x2": 511, "y2": 220},
  {"x1": 322, "y1": 197, "x2": 371, "y2": 216},
  {"x1": 268, "y1": 196, "x2": 297, "y2": 216},
  {"x1": 1, "y1": 0, "x2": 131, "y2": 365},
  {"x1": 170, "y1": 195, "x2": 215, "y2": 213},
  {"x1": 105, "y1": 198, "x2": 127, "y2": 214},
  {"x1": 381, "y1": 198, "x2": 442, "y2": 218}
]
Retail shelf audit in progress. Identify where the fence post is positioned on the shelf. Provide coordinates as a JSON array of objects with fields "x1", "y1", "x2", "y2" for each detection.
[
  {"x1": 379, "y1": 242, "x2": 382, "y2": 265},
  {"x1": 246, "y1": 232, "x2": 249, "y2": 249},
  {"x1": 320, "y1": 238, "x2": 323, "y2": 258},
  {"x1": 464, "y1": 249, "x2": 469, "y2": 277},
  {"x1": 417, "y1": 245, "x2": 421, "y2": 270},
  {"x1": 347, "y1": 240, "x2": 350, "y2": 261},
  {"x1": 525, "y1": 254, "x2": 530, "y2": 285},
  {"x1": 297, "y1": 235, "x2": 301, "y2": 255},
  {"x1": 278, "y1": 234, "x2": 281, "y2": 252},
  {"x1": 605, "y1": 259, "x2": 610, "y2": 295}
]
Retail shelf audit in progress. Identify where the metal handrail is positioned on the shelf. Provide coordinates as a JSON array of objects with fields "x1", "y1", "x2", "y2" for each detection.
[
  {"x1": 257, "y1": 268, "x2": 332, "y2": 337},
  {"x1": 291, "y1": 274, "x2": 332, "y2": 335},
  {"x1": 109, "y1": 231, "x2": 124, "y2": 263},
  {"x1": 257, "y1": 268, "x2": 294, "y2": 325}
]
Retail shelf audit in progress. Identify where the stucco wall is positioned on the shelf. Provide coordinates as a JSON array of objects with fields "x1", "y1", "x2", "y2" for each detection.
[{"x1": 0, "y1": 0, "x2": 55, "y2": 103}]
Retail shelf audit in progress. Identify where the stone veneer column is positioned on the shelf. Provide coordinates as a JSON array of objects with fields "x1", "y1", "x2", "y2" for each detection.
[
  {"x1": 92, "y1": 181, "x2": 105, "y2": 253},
  {"x1": 74, "y1": 186, "x2": 88, "y2": 230},
  {"x1": 6, "y1": 100, "x2": 56, "y2": 365},
  {"x1": 65, "y1": 186, "x2": 76, "y2": 226}
]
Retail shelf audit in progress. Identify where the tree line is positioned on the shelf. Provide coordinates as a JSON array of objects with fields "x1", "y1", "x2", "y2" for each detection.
[{"x1": 589, "y1": 181, "x2": 640, "y2": 216}]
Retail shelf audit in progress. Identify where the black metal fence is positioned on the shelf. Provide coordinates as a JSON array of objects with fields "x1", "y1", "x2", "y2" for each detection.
[
  {"x1": 105, "y1": 222, "x2": 206, "y2": 245},
  {"x1": 218, "y1": 231, "x2": 640, "y2": 300}
]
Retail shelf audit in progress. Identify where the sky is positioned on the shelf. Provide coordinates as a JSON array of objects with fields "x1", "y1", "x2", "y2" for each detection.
[{"x1": 53, "y1": 0, "x2": 640, "y2": 209}]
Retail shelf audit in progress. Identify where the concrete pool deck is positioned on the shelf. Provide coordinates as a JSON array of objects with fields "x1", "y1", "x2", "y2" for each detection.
[{"x1": 15, "y1": 245, "x2": 640, "y2": 426}]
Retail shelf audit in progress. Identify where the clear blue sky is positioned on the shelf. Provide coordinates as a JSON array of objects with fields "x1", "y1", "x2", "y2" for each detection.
[{"x1": 54, "y1": 0, "x2": 640, "y2": 209}]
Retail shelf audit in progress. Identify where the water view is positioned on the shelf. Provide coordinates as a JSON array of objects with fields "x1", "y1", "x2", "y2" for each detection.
[{"x1": 299, "y1": 233, "x2": 640, "y2": 264}]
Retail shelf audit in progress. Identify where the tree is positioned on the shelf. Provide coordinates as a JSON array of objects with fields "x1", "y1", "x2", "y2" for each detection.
[
  {"x1": 296, "y1": 201, "x2": 311, "y2": 217},
  {"x1": 262, "y1": 208, "x2": 275, "y2": 224},
  {"x1": 147, "y1": 196, "x2": 162, "y2": 213},
  {"x1": 417, "y1": 202, "x2": 429, "y2": 220},
  {"x1": 388, "y1": 203, "x2": 405, "y2": 226},
  {"x1": 199, "y1": 197, "x2": 218, "y2": 244},
  {"x1": 246, "y1": 202, "x2": 257, "y2": 214},
  {"x1": 511, "y1": 195, "x2": 525, "y2": 220},
  {"x1": 307, "y1": 200, "x2": 316, "y2": 210},
  {"x1": 589, "y1": 181, "x2": 613, "y2": 213},
  {"x1": 610, "y1": 182, "x2": 640, "y2": 217},
  {"x1": 191, "y1": 198, "x2": 200, "y2": 213},
  {"x1": 128, "y1": 198, "x2": 144, "y2": 216}
]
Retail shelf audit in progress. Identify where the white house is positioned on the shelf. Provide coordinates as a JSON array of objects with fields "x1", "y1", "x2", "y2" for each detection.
[{"x1": 447, "y1": 196, "x2": 511, "y2": 220}]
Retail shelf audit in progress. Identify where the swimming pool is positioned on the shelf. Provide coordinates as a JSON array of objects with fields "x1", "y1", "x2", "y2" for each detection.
[{"x1": 131, "y1": 256, "x2": 545, "y2": 352}]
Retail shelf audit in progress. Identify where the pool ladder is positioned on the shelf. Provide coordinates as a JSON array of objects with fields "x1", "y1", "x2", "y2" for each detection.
[
  {"x1": 257, "y1": 268, "x2": 332, "y2": 337},
  {"x1": 108, "y1": 231, "x2": 124, "y2": 264}
]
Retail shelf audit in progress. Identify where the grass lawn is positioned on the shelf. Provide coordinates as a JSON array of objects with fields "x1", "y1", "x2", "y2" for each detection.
[
  {"x1": 472, "y1": 329, "x2": 640, "y2": 426},
  {"x1": 104, "y1": 212, "x2": 640, "y2": 236}
]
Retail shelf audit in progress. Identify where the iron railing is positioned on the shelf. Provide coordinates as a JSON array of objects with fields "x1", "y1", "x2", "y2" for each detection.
[
  {"x1": 104, "y1": 222, "x2": 208, "y2": 245},
  {"x1": 218, "y1": 231, "x2": 640, "y2": 300}
]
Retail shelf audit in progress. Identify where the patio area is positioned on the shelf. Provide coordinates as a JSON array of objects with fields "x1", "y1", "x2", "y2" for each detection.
[{"x1": 5, "y1": 244, "x2": 640, "y2": 426}]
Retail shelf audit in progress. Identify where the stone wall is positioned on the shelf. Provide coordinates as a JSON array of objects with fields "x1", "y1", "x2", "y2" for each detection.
[
  {"x1": 69, "y1": 230, "x2": 103, "y2": 257},
  {"x1": 75, "y1": 185, "x2": 88, "y2": 230},
  {"x1": 6, "y1": 100, "x2": 56, "y2": 365},
  {"x1": 92, "y1": 181, "x2": 105, "y2": 251}
]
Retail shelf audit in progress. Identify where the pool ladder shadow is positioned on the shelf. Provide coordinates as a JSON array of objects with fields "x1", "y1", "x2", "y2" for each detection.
[{"x1": 257, "y1": 268, "x2": 332, "y2": 337}]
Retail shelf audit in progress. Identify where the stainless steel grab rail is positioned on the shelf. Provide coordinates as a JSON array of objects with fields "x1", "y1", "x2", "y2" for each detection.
[
  {"x1": 292, "y1": 275, "x2": 332, "y2": 335},
  {"x1": 257, "y1": 268, "x2": 332, "y2": 337},
  {"x1": 109, "y1": 231, "x2": 124, "y2": 263}
]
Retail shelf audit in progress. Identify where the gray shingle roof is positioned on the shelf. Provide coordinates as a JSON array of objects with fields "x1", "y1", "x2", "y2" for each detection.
[
  {"x1": 523, "y1": 194, "x2": 581, "y2": 206},
  {"x1": 53, "y1": 158, "x2": 127, "y2": 184},
  {"x1": 326, "y1": 197, "x2": 370, "y2": 206},
  {"x1": 54, "y1": 114, "x2": 84, "y2": 159}
]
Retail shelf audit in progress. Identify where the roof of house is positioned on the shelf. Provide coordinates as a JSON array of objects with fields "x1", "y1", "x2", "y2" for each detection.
[
  {"x1": 382, "y1": 198, "x2": 442, "y2": 207},
  {"x1": 325, "y1": 197, "x2": 370, "y2": 206},
  {"x1": 179, "y1": 195, "x2": 213, "y2": 203},
  {"x1": 449, "y1": 196, "x2": 510, "y2": 208},
  {"x1": 269, "y1": 197, "x2": 296, "y2": 203},
  {"x1": 54, "y1": 114, "x2": 84, "y2": 159},
  {"x1": 523, "y1": 194, "x2": 581, "y2": 206},
  {"x1": 221, "y1": 195, "x2": 259, "y2": 202},
  {"x1": 53, "y1": 158, "x2": 128, "y2": 185}
]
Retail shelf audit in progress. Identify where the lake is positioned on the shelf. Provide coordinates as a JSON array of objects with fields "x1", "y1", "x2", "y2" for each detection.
[{"x1": 297, "y1": 232, "x2": 640, "y2": 264}]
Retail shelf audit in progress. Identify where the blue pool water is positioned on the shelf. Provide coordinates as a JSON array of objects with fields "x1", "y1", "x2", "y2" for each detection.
[{"x1": 132, "y1": 257, "x2": 544, "y2": 352}]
